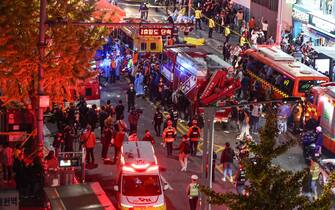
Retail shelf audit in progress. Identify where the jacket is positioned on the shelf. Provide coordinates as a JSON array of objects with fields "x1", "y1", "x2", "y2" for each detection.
[
  {"x1": 163, "y1": 126, "x2": 176, "y2": 142},
  {"x1": 1, "y1": 147, "x2": 13, "y2": 166},
  {"x1": 81, "y1": 130, "x2": 96, "y2": 149},
  {"x1": 187, "y1": 126, "x2": 201, "y2": 141},
  {"x1": 220, "y1": 147, "x2": 234, "y2": 163}
]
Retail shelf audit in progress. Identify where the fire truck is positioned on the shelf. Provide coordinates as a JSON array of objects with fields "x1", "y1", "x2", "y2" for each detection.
[
  {"x1": 161, "y1": 47, "x2": 241, "y2": 122},
  {"x1": 307, "y1": 83, "x2": 335, "y2": 153}
]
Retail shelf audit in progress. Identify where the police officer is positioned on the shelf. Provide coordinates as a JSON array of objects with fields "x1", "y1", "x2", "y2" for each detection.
[
  {"x1": 153, "y1": 107, "x2": 163, "y2": 137},
  {"x1": 162, "y1": 120, "x2": 176, "y2": 156},
  {"x1": 170, "y1": 107, "x2": 179, "y2": 128},
  {"x1": 186, "y1": 175, "x2": 199, "y2": 210},
  {"x1": 235, "y1": 162, "x2": 247, "y2": 195},
  {"x1": 187, "y1": 120, "x2": 201, "y2": 156}
]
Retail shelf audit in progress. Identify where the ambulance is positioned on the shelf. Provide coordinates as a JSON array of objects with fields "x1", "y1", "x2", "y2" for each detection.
[
  {"x1": 307, "y1": 83, "x2": 335, "y2": 153},
  {"x1": 114, "y1": 141, "x2": 167, "y2": 210}
]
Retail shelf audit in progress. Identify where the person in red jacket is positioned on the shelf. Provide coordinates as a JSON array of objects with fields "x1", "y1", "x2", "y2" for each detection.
[
  {"x1": 187, "y1": 120, "x2": 201, "y2": 156},
  {"x1": 80, "y1": 124, "x2": 96, "y2": 164}
]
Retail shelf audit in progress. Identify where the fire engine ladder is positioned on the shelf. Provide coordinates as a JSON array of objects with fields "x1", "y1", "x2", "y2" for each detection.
[{"x1": 200, "y1": 70, "x2": 241, "y2": 106}]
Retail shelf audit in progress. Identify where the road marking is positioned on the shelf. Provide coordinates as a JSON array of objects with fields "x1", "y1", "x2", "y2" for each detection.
[{"x1": 160, "y1": 174, "x2": 174, "y2": 190}]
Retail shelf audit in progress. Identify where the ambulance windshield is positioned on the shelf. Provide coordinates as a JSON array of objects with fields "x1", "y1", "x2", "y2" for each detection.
[{"x1": 122, "y1": 175, "x2": 162, "y2": 196}]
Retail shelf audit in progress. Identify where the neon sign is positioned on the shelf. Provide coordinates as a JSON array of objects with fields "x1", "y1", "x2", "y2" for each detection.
[{"x1": 139, "y1": 28, "x2": 173, "y2": 36}]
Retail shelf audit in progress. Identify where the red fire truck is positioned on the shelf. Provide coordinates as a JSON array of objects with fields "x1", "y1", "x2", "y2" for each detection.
[
  {"x1": 161, "y1": 47, "x2": 241, "y2": 122},
  {"x1": 307, "y1": 83, "x2": 335, "y2": 153}
]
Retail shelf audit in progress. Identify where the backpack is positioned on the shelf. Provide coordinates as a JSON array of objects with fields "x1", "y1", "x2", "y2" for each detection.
[{"x1": 184, "y1": 142, "x2": 191, "y2": 154}]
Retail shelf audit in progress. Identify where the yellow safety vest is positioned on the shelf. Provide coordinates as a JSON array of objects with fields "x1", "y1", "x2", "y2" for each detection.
[
  {"x1": 208, "y1": 19, "x2": 215, "y2": 28},
  {"x1": 224, "y1": 27, "x2": 230, "y2": 37},
  {"x1": 240, "y1": 36, "x2": 247, "y2": 47},
  {"x1": 195, "y1": 10, "x2": 202, "y2": 19},
  {"x1": 189, "y1": 183, "x2": 199, "y2": 197},
  {"x1": 311, "y1": 164, "x2": 320, "y2": 181}
]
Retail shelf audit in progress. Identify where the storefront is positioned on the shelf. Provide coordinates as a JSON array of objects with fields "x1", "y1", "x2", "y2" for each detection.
[
  {"x1": 292, "y1": 2, "x2": 335, "y2": 46},
  {"x1": 313, "y1": 46, "x2": 335, "y2": 81}
]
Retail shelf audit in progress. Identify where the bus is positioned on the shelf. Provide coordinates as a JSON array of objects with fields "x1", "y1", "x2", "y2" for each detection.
[
  {"x1": 244, "y1": 46, "x2": 329, "y2": 99},
  {"x1": 118, "y1": 18, "x2": 163, "y2": 55}
]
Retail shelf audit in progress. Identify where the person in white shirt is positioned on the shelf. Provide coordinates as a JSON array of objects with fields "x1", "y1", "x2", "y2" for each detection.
[
  {"x1": 261, "y1": 17, "x2": 268, "y2": 39},
  {"x1": 250, "y1": 30, "x2": 258, "y2": 46}
]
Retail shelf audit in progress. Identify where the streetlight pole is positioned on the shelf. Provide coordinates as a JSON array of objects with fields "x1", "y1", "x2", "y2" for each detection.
[
  {"x1": 276, "y1": 0, "x2": 284, "y2": 44},
  {"x1": 37, "y1": 0, "x2": 47, "y2": 154}
]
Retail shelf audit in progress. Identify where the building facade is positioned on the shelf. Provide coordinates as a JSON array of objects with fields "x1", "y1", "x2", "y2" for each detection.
[{"x1": 292, "y1": 0, "x2": 335, "y2": 46}]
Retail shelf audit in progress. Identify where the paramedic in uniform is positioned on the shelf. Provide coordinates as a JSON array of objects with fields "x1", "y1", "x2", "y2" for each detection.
[
  {"x1": 162, "y1": 120, "x2": 177, "y2": 156},
  {"x1": 187, "y1": 120, "x2": 201, "y2": 156},
  {"x1": 186, "y1": 174, "x2": 199, "y2": 210}
]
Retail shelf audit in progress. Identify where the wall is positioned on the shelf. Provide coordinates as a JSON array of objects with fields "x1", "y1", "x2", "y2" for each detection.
[
  {"x1": 282, "y1": 2, "x2": 293, "y2": 31},
  {"x1": 250, "y1": 2, "x2": 278, "y2": 39},
  {"x1": 233, "y1": 0, "x2": 250, "y2": 8}
]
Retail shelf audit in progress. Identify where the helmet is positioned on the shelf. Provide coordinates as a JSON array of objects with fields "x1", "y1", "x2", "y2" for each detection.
[
  {"x1": 191, "y1": 175, "x2": 198, "y2": 180},
  {"x1": 316, "y1": 126, "x2": 322, "y2": 133},
  {"x1": 167, "y1": 120, "x2": 172, "y2": 126}
]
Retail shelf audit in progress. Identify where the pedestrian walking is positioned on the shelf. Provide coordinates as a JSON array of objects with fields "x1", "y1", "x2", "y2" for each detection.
[
  {"x1": 142, "y1": 130, "x2": 155, "y2": 144},
  {"x1": 235, "y1": 162, "x2": 247, "y2": 195},
  {"x1": 179, "y1": 135, "x2": 191, "y2": 171},
  {"x1": 134, "y1": 72, "x2": 145, "y2": 96},
  {"x1": 153, "y1": 107, "x2": 163, "y2": 137},
  {"x1": 186, "y1": 175, "x2": 199, "y2": 210},
  {"x1": 208, "y1": 16, "x2": 215, "y2": 38},
  {"x1": 128, "y1": 107, "x2": 140, "y2": 133},
  {"x1": 1, "y1": 142, "x2": 14, "y2": 183},
  {"x1": 80, "y1": 125, "x2": 96, "y2": 165},
  {"x1": 220, "y1": 142, "x2": 235, "y2": 182},
  {"x1": 237, "y1": 110, "x2": 250, "y2": 140},
  {"x1": 115, "y1": 100, "x2": 125, "y2": 120},
  {"x1": 63, "y1": 124, "x2": 75, "y2": 152},
  {"x1": 194, "y1": 8, "x2": 202, "y2": 30},
  {"x1": 310, "y1": 159, "x2": 320, "y2": 200},
  {"x1": 113, "y1": 116, "x2": 127, "y2": 163},
  {"x1": 99, "y1": 105, "x2": 109, "y2": 135},
  {"x1": 52, "y1": 132, "x2": 63, "y2": 156},
  {"x1": 162, "y1": 120, "x2": 176, "y2": 156},
  {"x1": 86, "y1": 104, "x2": 98, "y2": 130},
  {"x1": 187, "y1": 120, "x2": 201, "y2": 156},
  {"x1": 127, "y1": 83, "x2": 136, "y2": 112},
  {"x1": 250, "y1": 99, "x2": 262, "y2": 134},
  {"x1": 170, "y1": 106, "x2": 179, "y2": 128},
  {"x1": 101, "y1": 122, "x2": 114, "y2": 160}
]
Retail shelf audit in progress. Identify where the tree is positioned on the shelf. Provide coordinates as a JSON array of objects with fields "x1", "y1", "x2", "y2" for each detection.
[
  {"x1": 0, "y1": 0, "x2": 108, "y2": 106},
  {"x1": 201, "y1": 108, "x2": 334, "y2": 210}
]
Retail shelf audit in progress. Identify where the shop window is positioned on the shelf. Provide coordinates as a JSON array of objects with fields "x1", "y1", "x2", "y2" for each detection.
[
  {"x1": 141, "y1": 42, "x2": 147, "y2": 51},
  {"x1": 150, "y1": 43, "x2": 156, "y2": 50}
]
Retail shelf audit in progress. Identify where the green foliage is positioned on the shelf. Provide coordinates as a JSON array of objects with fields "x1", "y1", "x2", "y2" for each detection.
[
  {"x1": 0, "y1": 0, "x2": 107, "y2": 105},
  {"x1": 201, "y1": 108, "x2": 334, "y2": 210}
]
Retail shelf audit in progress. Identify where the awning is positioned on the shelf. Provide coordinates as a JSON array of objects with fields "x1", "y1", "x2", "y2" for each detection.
[{"x1": 44, "y1": 182, "x2": 116, "y2": 210}]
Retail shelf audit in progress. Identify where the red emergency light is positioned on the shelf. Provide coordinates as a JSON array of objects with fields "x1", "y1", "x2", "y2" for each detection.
[{"x1": 122, "y1": 164, "x2": 159, "y2": 173}]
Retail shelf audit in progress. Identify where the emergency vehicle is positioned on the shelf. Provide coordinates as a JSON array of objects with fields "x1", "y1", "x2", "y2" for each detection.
[
  {"x1": 114, "y1": 141, "x2": 167, "y2": 210},
  {"x1": 306, "y1": 84, "x2": 335, "y2": 153},
  {"x1": 161, "y1": 47, "x2": 241, "y2": 122}
]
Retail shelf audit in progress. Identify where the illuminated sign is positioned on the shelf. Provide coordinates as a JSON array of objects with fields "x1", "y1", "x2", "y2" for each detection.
[
  {"x1": 139, "y1": 27, "x2": 173, "y2": 36},
  {"x1": 309, "y1": 16, "x2": 335, "y2": 35},
  {"x1": 292, "y1": 8, "x2": 309, "y2": 23}
]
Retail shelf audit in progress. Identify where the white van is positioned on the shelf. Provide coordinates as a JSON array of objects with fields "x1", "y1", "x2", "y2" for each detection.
[{"x1": 114, "y1": 141, "x2": 167, "y2": 210}]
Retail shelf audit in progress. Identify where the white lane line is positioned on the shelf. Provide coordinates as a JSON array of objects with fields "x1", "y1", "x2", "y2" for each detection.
[{"x1": 160, "y1": 174, "x2": 174, "y2": 190}]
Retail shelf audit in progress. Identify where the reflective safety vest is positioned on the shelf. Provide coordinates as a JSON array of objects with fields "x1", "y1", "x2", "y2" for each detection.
[
  {"x1": 164, "y1": 127, "x2": 176, "y2": 142},
  {"x1": 240, "y1": 36, "x2": 248, "y2": 47},
  {"x1": 236, "y1": 168, "x2": 246, "y2": 185},
  {"x1": 208, "y1": 19, "x2": 215, "y2": 29},
  {"x1": 195, "y1": 10, "x2": 202, "y2": 19},
  {"x1": 189, "y1": 183, "x2": 199, "y2": 197},
  {"x1": 311, "y1": 164, "x2": 320, "y2": 181},
  {"x1": 224, "y1": 27, "x2": 230, "y2": 37},
  {"x1": 188, "y1": 126, "x2": 200, "y2": 141}
]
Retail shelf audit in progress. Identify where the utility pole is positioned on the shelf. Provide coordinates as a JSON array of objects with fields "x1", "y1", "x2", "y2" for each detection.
[
  {"x1": 37, "y1": 0, "x2": 47, "y2": 154},
  {"x1": 276, "y1": 0, "x2": 284, "y2": 44}
]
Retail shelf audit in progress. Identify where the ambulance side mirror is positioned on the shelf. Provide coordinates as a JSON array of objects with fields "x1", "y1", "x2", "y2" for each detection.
[
  {"x1": 163, "y1": 183, "x2": 169, "y2": 191},
  {"x1": 114, "y1": 185, "x2": 119, "y2": 192}
]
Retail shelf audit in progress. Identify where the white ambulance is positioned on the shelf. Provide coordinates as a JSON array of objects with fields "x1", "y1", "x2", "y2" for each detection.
[{"x1": 114, "y1": 141, "x2": 167, "y2": 210}]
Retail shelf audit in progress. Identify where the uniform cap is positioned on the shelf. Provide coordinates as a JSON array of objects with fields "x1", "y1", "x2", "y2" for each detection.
[
  {"x1": 316, "y1": 126, "x2": 322, "y2": 132},
  {"x1": 191, "y1": 175, "x2": 198, "y2": 180}
]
